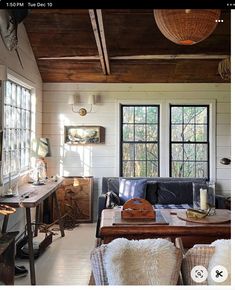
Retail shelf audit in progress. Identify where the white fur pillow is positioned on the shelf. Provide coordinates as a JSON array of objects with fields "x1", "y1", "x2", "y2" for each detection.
[
  {"x1": 207, "y1": 239, "x2": 231, "y2": 285},
  {"x1": 103, "y1": 238, "x2": 178, "y2": 285}
]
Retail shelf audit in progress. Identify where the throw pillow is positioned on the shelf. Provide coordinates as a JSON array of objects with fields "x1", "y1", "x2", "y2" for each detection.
[
  {"x1": 157, "y1": 181, "x2": 193, "y2": 205},
  {"x1": 119, "y1": 178, "x2": 147, "y2": 204},
  {"x1": 145, "y1": 181, "x2": 158, "y2": 204}
]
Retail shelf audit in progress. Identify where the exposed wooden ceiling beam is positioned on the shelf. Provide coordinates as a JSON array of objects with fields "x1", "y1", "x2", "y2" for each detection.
[
  {"x1": 38, "y1": 56, "x2": 100, "y2": 60},
  {"x1": 96, "y1": 10, "x2": 110, "y2": 74},
  {"x1": 38, "y1": 54, "x2": 229, "y2": 61},
  {"x1": 110, "y1": 54, "x2": 230, "y2": 60},
  {"x1": 89, "y1": 9, "x2": 107, "y2": 75}
]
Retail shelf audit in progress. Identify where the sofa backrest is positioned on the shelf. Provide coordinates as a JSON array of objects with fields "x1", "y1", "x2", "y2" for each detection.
[{"x1": 102, "y1": 177, "x2": 207, "y2": 205}]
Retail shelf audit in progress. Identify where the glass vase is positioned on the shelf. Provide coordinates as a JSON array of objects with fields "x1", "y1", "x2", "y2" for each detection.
[{"x1": 193, "y1": 181, "x2": 215, "y2": 215}]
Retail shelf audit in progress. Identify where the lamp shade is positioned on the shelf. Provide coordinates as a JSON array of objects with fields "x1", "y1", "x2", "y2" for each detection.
[
  {"x1": 88, "y1": 95, "x2": 96, "y2": 105},
  {"x1": 68, "y1": 94, "x2": 79, "y2": 105},
  {"x1": 154, "y1": 9, "x2": 221, "y2": 45},
  {"x1": 31, "y1": 138, "x2": 51, "y2": 158}
]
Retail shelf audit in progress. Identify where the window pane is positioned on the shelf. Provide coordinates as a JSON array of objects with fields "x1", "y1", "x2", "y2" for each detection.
[
  {"x1": 12, "y1": 107, "x2": 17, "y2": 128},
  {"x1": 6, "y1": 82, "x2": 11, "y2": 104},
  {"x1": 171, "y1": 125, "x2": 183, "y2": 141},
  {"x1": 22, "y1": 88, "x2": 26, "y2": 108},
  {"x1": 123, "y1": 161, "x2": 134, "y2": 177},
  {"x1": 147, "y1": 143, "x2": 158, "y2": 160},
  {"x1": 12, "y1": 83, "x2": 16, "y2": 107},
  {"x1": 26, "y1": 111, "x2": 30, "y2": 129},
  {"x1": 17, "y1": 108, "x2": 21, "y2": 129},
  {"x1": 147, "y1": 107, "x2": 158, "y2": 123},
  {"x1": 171, "y1": 161, "x2": 184, "y2": 177},
  {"x1": 171, "y1": 144, "x2": 183, "y2": 161},
  {"x1": 17, "y1": 86, "x2": 21, "y2": 107},
  {"x1": 184, "y1": 107, "x2": 195, "y2": 124},
  {"x1": 123, "y1": 106, "x2": 134, "y2": 123},
  {"x1": 135, "y1": 107, "x2": 146, "y2": 123},
  {"x1": 122, "y1": 143, "x2": 134, "y2": 160},
  {"x1": 5, "y1": 106, "x2": 10, "y2": 128},
  {"x1": 147, "y1": 161, "x2": 158, "y2": 177},
  {"x1": 135, "y1": 125, "x2": 145, "y2": 141},
  {"x1": 146, "y1": 125, "x2": 158, "y2": 141},
  {"x1": 4, "y1": 129, "x2": 9, "y2": 150},
  {"x1": 196, "y1": 144, "x2": 208, "y2": 161},
  {"x1": 171, "y1": 107, "x2": 183, "y2": 124},
  {"x1": 26, "y1": 90, "x2": 31, "y2": 110},
  {"x1": 196, "y1": 125, "x2": 207, "y2": 141},
  {"x1": 184, "y1": 144, "x2": 195, "y2": 161},
  {"x1": 135, "y1": 161, "x2": 146, "y2": 177},
  {"x1": 123, "y1": 124, "x2": 134, "y2": 141},
  {"x1": 135, "y1": 144, "x2": 146, "y2": 160},
  {"x1": 183, "y1": 162, "x2": 195, "y2": 177},
  {"x1": 196, "y1": 162, "x2": 208, "y2": 178},
  {"x1": 196, "y1": 107, "x2": 207, "y2": 123},
  {"x1": 183, "y1": 125, "x2": 195, "y2": 142}
]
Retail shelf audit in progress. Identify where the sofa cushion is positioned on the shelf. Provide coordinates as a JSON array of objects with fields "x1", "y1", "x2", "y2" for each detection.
[
  {"x1": 119, "y1": 178, "x2": 147, "y2": 204},
  {"x1": 145, "y1": 181, "x2": 158, "y2": 205},
  {"x1": 157, "y1": 181, "x2": 193, "y2": 205}
]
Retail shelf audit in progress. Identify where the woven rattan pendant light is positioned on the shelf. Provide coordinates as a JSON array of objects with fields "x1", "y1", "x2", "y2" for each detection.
[{"x1": 154, "y1": 9, "x2": 221, "y2": 45}]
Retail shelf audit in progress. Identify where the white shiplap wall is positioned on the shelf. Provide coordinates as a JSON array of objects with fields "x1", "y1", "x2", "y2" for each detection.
[
  {"x1": 0, "y1": 23, "x2": 42, "y2": 232},
  {"x1": 42, "y1": 83, "x2": 231, "y2": 219}
]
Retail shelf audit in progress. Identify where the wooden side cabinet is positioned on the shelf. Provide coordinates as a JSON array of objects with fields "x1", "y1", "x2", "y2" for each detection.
[
  {"x1": 54, "y1": 176, "x2": 94, "y2": 223},
  {"x1": 0, "y1": 231, "x2": 18, "y2": 285}
]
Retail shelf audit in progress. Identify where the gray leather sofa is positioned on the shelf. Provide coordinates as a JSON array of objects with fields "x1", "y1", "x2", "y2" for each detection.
[
  {"x1": 96, "y1": 177, "x2": 229, "y2": 238},
  {"x1": 96, "y1": 177, "x2": 207, "y2": 238}
]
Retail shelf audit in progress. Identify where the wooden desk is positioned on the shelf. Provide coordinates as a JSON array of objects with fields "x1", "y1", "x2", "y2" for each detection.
[
  {"x1": 0, "y1": 178, "x2": 65, "y2": 285},
  {"x1": 100, "y1": 208, "x2": 231, "y2": 247}
]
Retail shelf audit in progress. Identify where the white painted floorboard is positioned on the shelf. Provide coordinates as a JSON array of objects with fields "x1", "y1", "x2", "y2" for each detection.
[{"x1": 14, "y1": 223, "x2": 96, "y2": 285}]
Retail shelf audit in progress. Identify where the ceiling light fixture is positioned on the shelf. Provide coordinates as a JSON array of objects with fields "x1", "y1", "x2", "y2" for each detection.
[{"x1": 153, "y1": 9, "x2": 221, "y2": 45}]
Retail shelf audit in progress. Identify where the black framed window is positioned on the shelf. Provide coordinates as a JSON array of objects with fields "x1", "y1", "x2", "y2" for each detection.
[
  {"x1": 120, "y1": 105, "x2": 159, "y2": 177},
  {"x1": 170, "y1": 105, "x2": 209, "y2": 179}
]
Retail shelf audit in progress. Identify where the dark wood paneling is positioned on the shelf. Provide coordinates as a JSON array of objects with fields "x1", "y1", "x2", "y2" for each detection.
[
  {"x1": 102, "y1": 9, "x2": 230, "y2": 56},
  {"x1": 39, "y1": 59, "x2": 227, "y2": 83},
  {"x1": 24, "y1": 9, "x2": 97, "y2": 57},
  {"x1": 23, "y1": 9, "x2": 231, "y2": 83}
]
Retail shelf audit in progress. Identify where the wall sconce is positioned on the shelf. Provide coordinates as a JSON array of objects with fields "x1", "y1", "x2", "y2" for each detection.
[
  {"x1": 220, "y1": 158, "x2": 231, "y2": 165},
  {"x1": 68, "y1": 94, "x2": 96, "y2": 116}
]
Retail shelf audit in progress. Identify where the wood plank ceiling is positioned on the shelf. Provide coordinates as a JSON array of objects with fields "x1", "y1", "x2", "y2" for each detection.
[{"x1": 23, "y1": 9, "x2": 231, "y2": 83}]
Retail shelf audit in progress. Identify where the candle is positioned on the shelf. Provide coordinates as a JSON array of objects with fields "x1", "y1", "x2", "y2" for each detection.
[{"x1": 200, "y1": 188, "x2": 207, "y2": 210}]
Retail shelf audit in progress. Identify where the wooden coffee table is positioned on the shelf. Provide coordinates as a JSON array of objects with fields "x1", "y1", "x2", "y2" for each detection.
[{"x1": 100, "y1": 208, "x2": 231, "y2": 248}]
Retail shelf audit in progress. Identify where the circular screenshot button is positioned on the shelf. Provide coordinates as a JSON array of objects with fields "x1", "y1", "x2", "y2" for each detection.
[{"x1": 191, "y1": 265, "x2": 208, "y2": 283}]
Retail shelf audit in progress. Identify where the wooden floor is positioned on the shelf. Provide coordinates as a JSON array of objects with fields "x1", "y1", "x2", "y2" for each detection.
[{"x1": 14, "y1": 223, "x2": 96, "y2": 285}]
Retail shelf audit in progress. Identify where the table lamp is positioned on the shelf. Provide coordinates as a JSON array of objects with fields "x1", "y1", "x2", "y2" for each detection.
[{"x1": 30, "y1": 138, "x2": 51, "y2": 185}]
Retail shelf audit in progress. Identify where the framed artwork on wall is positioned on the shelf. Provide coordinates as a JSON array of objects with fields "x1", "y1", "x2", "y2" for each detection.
[{"x1": 64, "y1": 126, "x2": 105, "y2": 145}]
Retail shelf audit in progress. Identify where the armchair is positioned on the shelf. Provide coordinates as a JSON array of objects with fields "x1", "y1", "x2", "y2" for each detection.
[
  {"x1": 90, "y1": 238, "x2": 182, "y2": 285},
  {"x1": 175, "y1": 237, "x2": 231, "y2": 285}
]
